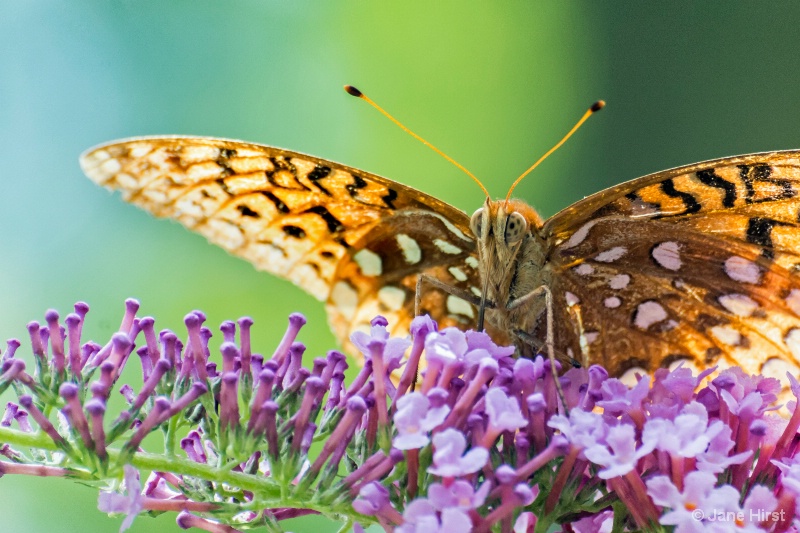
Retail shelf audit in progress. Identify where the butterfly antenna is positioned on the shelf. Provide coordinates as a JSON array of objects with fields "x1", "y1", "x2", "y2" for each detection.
[
  {"x1": 345, "y1": 85, "x2": 490, "y2": 198},
  {"x1": 505, "y1": 100, "x2": 605, "y2": 203}
]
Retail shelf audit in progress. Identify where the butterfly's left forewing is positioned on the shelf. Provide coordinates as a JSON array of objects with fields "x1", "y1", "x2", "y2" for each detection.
[
  {"x1": 81, "y1": 136, "x2": 481, "y2": 356},
  {"x1": 542, "y1": 151, "x2": 800, "y2": 378}
]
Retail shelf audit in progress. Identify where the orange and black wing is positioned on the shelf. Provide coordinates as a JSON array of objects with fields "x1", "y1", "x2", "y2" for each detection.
[
  {"x1": 80, "y1": 136, "x2": 482, "y2": 358},
  {"x1": 541, "y1": 151, "x2": 800, "y2": 379}
]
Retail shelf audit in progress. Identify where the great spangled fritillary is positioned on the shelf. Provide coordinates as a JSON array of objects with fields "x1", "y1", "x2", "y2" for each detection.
[{"x1": 80, "y1": 136, "x2": 800, "y2": 380}]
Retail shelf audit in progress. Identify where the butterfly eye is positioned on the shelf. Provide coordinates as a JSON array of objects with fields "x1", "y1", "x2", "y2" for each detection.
[
  {"x1": 470, "y1": 208, "x2": 484, "y2": 237},
  {"x1": 505, "y1": 212, "x2": 527, "y2": 244}
]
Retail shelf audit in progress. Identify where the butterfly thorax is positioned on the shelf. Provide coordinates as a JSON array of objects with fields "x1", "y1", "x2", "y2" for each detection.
[{"x1": 472, "y1": 199, "x2": 549, "y2": 351}]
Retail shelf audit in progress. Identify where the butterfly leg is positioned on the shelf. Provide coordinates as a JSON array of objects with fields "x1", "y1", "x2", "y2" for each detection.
[
  {"x1": 507, "y1": 285, "x2": 567, "y2": 413},
  {"x1": 414, "y1": 273, "x2": 489, "y2": 321},
  {"x1": 507, "y1": 285, "x2": 554, "y2": 365}
]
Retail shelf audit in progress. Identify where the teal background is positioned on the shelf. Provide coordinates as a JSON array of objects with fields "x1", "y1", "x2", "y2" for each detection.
[{"x1": 2, "y1": 2, "x2": 800, "y2": 532}]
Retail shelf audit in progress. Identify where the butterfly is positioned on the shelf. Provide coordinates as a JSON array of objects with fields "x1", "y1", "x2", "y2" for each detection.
[{"x1": 79, "y1": 133, "x2": 800, "y2": 381}]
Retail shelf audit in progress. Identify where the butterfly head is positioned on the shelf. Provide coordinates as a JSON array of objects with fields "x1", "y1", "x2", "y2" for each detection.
[{"x1": 470, "y1": 198, "x2": 544, "y2": 297}]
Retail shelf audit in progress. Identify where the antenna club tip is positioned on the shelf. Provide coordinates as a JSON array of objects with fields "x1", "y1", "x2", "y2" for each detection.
[
  {"x1": 591, "y1": 100, "x2": 606, "y2": 112},
  {"x1": 344, "y1": 85, "x2": 363, "y2": 98}
]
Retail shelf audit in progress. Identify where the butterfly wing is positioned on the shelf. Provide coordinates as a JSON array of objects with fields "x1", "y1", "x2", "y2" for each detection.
[
  {"x1": 80, "y1": 136, "x2": 481, "y2": 357},
  {"x1": 540, "y1": 151, "x2": 800, "y2": 378}
]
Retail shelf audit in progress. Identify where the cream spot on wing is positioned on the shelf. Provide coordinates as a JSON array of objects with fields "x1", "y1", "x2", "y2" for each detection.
[
  {"x1": 354, "y1": 249, "x2": 382, "y2": 276},
  {"x1": 471, "y1": 286, "x2": 482, "y2": 297},
  {"x1": 331, "y1": 282, "x2": 358, "y2": 320},
  {"x1": 86, "y1": 148, "x2": 110, "y2": 164},
  {"x1": 449, "y1": 266, "x2": 468, "y2": 282},
  {"x1": 565, "y1": 292, "x2": 579, "y2": 306},
  {"x1": 668, "y1": 358, "x2": 700, "y2": 374},
  {"x1": 446, "y1": 295, "x2": 474, "y2": 318},
  {"x1": 651, "y1": 241, "x2": 682, "y2": 271},
  {"x1": 718, "y1": 294, "x2": 759, "y2": 317},
  {"x1": 584, "y1": 331, "x2": 600, "y2": 345},
  {"x1": 396, "y1": 234, "x2": 422, "y2": 265},
  {"x1": 595, "y1": 247, "x2": 627, "y2": 263},
  {"x1": 202, "y1": 219, "x2": 244, "y2": 250},
  {"x1": 99, "y1": 157, "x2": 122, "y2": 176},
  {"x1": 609, "y1": 274, "x2": 630, "y2": 290},
  {"x1": 619, "y1": 367, "x2": 647, "y2": 387},
  {"x1": 785, "y1": 329, "x2": 800, "y2": 362},
  {"x1": 434, "y1": 239, "x2": 462, "y2": 255},
  {"x1": 786, "y1": 289, "x2": 800, "y2": 316},
  {"x1": 465, "y1": 256, "x2": 479, "y2": 269},
  {"x1": 246, "y1": 242, "x2": 292, "y2": 276},
  {"x1": 710, "y1": 325, "x2": 741, "y2": 346},
  {"x1": 186, "y1": 161, "x2": 224, "y2": 181},
  {"x1": 724, "y1": 256, "x2": 761, "y2": 284},
  {"x1": 129, "y1": 145, "x2": 152, "y2": 158},
  {"x1": 574, "y1": 264, "x2": 594, "y2": 276},
  {"x1": 115, "y1": 173, "x2": 138, "y2": 190},
  {"x1": 633, "y1": 300, "x2": 667, "y2": 330},
  {"x1": 761, "y1": 357, "x2": 800, "y2": 381},
  {"x1": 430, "y1": 213, "x2": 471, "y2": 242},
  {"x1": 181, "y1": 145, "x2": 220, "y2": 163},
  {"x1": 288, "y1": 264, "x2": 328, "y2": 300},
  {"x1": 604, "y1": 296, "x2": 621, "y2": 309},
  {"x1": 562, "y1": 220, "x2": 600, "y2": 249},
  {"x1": 377, "y1": 286, "x2": 406, "y2": 311}
]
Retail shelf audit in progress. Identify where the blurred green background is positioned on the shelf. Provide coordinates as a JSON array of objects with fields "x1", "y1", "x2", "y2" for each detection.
[{"x1": 3, "y1": 2, "x2": 800, "y2": 531}]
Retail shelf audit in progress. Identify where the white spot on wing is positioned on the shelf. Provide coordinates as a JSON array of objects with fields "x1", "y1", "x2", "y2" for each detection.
[
  {"x1": 710, "y1": 325, "x2": 741, "y2": 346},
  {"x1": 377, "y1": 286, "x2": 406, "y2": 311},
  {"x1": 396, "y1": 234, "x2": 422, "y2": 265},
  {"x1": 288, "y1": 264, "x2": 328, "y2": 300},
  {"x1": 574, "y1": 264, "x2": 594, "y2": 276},
  {"x1": 562, "y1": 220, "x2": 600, "y2": 249},
  {"x1": 99, "y1": 157, "x2": 122, "y2": 176},
  {"x1": 584, "y1": 331, "x2": 599, "y2": 345},
  {"x1": 429, "y1": 213, "x2": 472, "y2": 242},
  {"x1": 633, "y1": 301, "x2": 668, "y2": 330},
  {"x1": 724, "y1": 256, "x2": 761, "y2": 284},
  {"x1": 786, "y1": 289, "x2": 800, "y2": 316},
  {"x1": 609, "y1": 274, "x2": 630, "y2": 290},
  {"x1": 331, "y1": 282, "x2": 358, "y2": 320},
  {"x1": 595, "y1": 247, "x2": 627, "y2": 263},
  {"x1": 652, "y1": 241, "x2": 682, "y2": 271},
  {"x1": 762, "y1": 357, "x2": 800, "y2": 381},
  {"x1": 129, "y1": 145, "x2": 152, "y2": 158},
  {"x1": 465, "y1": 256, "x2": 479, "y2": 269},
  {"x1": 446, "y1": 295, "x2": 474, "y2": 318},
  {"x1": 434, "y1": 239, "x2": 462, "y2": 255},
  {"x1": 354, "y1": 249, "x2": 383, "y2": 276},
  {"x1": 202, "y1": 219, "x2": 244, "y2": 250},
  {"x1": 471, "y1": 286, "x2": 482, "y2": 297},
  {"x1": 448, "y1": 266, "x2": 468, "y2": 282},
  {"x1": 565, "y1": 292, "x2": 579, "y2": 306},
  {"x1": 604, "y1": 296, "x2": 621, "y2": 309},
  {"x1": 718, "y1": 294, "x2": 758, "y2": 317},
  {"x1": 619, "y1": 367, "x2": 647, "y2": 387},
  {"x1": 785, "y1": 329, "x2": 800, "y2": 362},
  {"x1": 668, "y1": 358, "x2": 700, "y2": 374}
]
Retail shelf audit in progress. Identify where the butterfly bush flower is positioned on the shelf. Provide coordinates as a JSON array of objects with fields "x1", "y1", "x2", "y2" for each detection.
[
  {"x1": 2, "y1": 301, "x2": 800, "y2": 532},
  {"x1": 392, "y1": 391, "x2": 449, "y2": 449}
]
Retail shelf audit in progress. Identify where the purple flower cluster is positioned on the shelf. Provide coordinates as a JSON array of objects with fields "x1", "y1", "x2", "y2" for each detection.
[{"x1": 1, "y1": 301, "x2": 800, "y2": 533}]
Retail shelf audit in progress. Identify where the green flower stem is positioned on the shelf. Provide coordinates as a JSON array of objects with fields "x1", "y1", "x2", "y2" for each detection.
[{"x1": 0, "y1": 425, "x2": 368, "y2": 522}]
